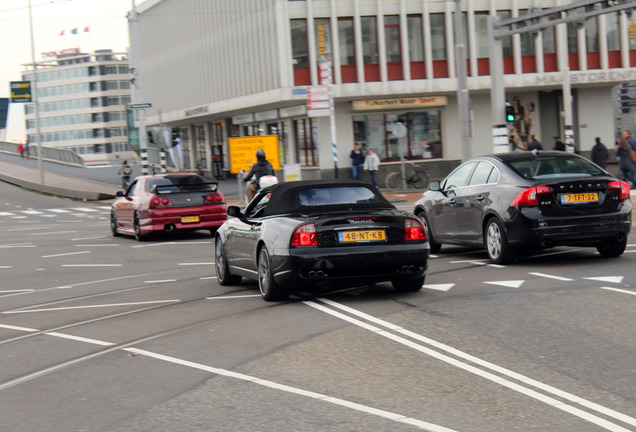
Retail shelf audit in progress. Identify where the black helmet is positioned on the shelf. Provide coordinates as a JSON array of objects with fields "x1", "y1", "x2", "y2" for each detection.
[{"x1": 256, "y1": 149, "x2": 266, "y2": 159}]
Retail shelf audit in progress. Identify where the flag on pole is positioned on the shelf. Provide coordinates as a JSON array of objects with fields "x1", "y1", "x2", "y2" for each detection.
[
  {"x1": 84, "y1": 26, "x2": 90, "y2": 32},
  {"x1": 59, "y1": 30, "x2": 65, "y2": 36},
  {"x1": 71, "y1": 28, "x2": 78, "y2": 35}
]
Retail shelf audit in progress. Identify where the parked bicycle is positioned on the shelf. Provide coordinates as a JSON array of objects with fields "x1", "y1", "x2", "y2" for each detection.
[{"x1": 384, "y1": 162, "x2": 430, "y2": 190}]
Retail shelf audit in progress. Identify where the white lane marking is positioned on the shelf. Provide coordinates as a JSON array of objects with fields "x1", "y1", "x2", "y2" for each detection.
[
  {"x1": 40, "y1": 215, "x2": 56, "y2": 218},
  {"x1": 72, "y1": 235, "x2": 107, "y2": 241},
  {"x1": 600, "y1": 287, "x2": 636, "y2": 296},
  {"x1": 30, "y1": 231, "x2": 78, "y2": 236},
  {"x1": 487, "y1": 264, "x2": 506, "y2": 268},
  {"x1": 583, "y1": 276, "x2": 624, "y2": 284},
  {"x1": 422, "y1": 284, "x2": 455, "y2": 291},
  {"x1": 48, "y1": 209, "x2": 71, "y2": 213},
  {"x1": 309, "y1": 299, "x2": 636, "y2": 431},
  {"x1": 11, "y1": 216, "x2": 27, "y2": 219},
  {"x1": 529, "y1": 272, "x2": 574, "y2": 281},
  {"x1": 61, "y1": 264, "x2": 122, "y2": 267},
  {"x1": 625, "y1": 250, "x2": 636, "y2": 253},
  {"x1": 75, "y1": 244, "x2": 119, "y2": 247},
  {"x1": 484, "y1": 280, "x2": 525, "y2": 289},
  {"x1": 0, "y1": 243, "x2": 36, "y2": 248},
  {"x1": 0, "y1": 266, "x2": 14, "y2": 269},
  {"x1": 0, "y1": 212, "x2": 14, "y2": 216},
  {"x1": 2, "y1": 299, "x2": 179, "y2": 314},
  {"x1": 178, "y1": 262, "x2": 215, "y2": 266},
  {"x1": 125, "y1": 348, "x2": 459, "y2": 432},
  {"x1": 132, "y1": 241, "x2": 212, "y2": 249},
  {"x1": 144, "y1": 279, "x2": 177, "y2": 284},
  {"x1": 199, "y1": 276, "x2": 217, "y2": 280},
  {"x1": 205, "y1": 294, "x2": 262, "y2": 300},
  {"x1": 42, "y1": 251, "x2": 91, "y2": 258},
  {"x1": 73, "y1": 208, "x2": 98, "y2": 212},
  {"x1": 0, "y1": 324, "x2": 39, "y2": 332},
  {"x1": 46, "y1": 332, "x2": 116, "y2": 346},
  {"x1": 21, "y1": 210, "x2": 43, "y2": 215},
  {"x1": 450, "y1": 260, "x2": 487, "y2": 265},
  {"x1": 0, "y1": 289, "x2": 35, "y2": 293},
  {"x1": 6, "y1": 227, "x2": 50, "y2": 231}
]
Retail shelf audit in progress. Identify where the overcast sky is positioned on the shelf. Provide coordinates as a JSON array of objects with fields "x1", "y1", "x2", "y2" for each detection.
[{"x1": 0, "y1": 0, "x2": 133, "y2": 141}]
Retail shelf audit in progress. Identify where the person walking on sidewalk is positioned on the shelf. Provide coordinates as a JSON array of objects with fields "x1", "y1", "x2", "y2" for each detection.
[
  {"x1": 24, "y1": 140, "x2": 31, "y2": 159},
  {"x1": 350, "y1": 143, "x2": 365, "y2": 180},
  {"x1": 590, "y1": 137, "x2": 608, "y2": 169},
  {"x1": 17, "y1": 142, "x2": 24, "y2": 158},
  {"x1": 117, "y1": 160, "x2": 133, "y2": 188},
  {"x1": 363, "y1": 148, "x2": 380, "y2": 187}
]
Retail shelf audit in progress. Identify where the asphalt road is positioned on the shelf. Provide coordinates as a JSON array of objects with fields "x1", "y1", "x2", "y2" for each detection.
[{"x1": 0, "y1": 181, "x2": 635, "y2": 432}]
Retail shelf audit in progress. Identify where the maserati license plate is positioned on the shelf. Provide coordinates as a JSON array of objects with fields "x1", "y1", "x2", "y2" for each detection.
[
  {"x1": 181, "y1": 215, "x2": 200, "y2": 223},
  {"x1": 338, "y1": 230, "x2": 386, "y2": 243},
  {"x1": 560, "y1": 192, "x2": 598, "y2": 205}
]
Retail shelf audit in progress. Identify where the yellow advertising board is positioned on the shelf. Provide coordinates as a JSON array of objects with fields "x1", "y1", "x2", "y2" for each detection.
[{"x1": 228, "y1": 135, "x2": 280, "y2": 174}]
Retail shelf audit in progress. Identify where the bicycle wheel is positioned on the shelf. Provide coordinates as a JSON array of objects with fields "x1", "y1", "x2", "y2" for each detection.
[
  {"x1": 385, "y1": 172, "x2": 402, "y2": 190},
  {"x1": 410, "y1": 169, "x2": 430, "y2": 189}
]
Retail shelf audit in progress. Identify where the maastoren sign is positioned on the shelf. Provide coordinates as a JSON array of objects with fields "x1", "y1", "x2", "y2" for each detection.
[{"x1": 536, "y1": 69, "x2": 636, "y2": 85}]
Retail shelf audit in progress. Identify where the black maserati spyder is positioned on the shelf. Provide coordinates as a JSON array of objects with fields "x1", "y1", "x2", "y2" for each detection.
[{"x1": 215, "y1": 179, "x2": 430, "y2": 301}]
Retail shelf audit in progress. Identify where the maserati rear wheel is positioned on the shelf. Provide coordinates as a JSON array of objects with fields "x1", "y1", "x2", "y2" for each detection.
[{"x1": 257, "y1": 247, "x2": 289, "y2": 301}]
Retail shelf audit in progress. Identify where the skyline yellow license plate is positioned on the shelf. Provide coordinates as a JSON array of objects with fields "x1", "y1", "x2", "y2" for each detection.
[
  {"x1": 338, "y1": 230, "x2": 386, "y2": 243},
  {"x1": 181, "y1": 215, "x2": 200, "y2": 223},
  {"x1": 560, "y1": 192, "x2": 598, "y2": 205}
]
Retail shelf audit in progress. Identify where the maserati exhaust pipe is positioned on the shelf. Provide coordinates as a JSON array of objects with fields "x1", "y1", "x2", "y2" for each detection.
[{"x1": 164, "y1": 224, "x2": 176, "y2": 233}]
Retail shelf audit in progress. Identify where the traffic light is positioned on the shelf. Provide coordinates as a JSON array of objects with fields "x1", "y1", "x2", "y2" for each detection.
[{"x1": 506, "y1": 105, "x2": 515, "y2": 122}]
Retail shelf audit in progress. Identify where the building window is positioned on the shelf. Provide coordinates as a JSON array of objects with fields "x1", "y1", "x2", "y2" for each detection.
[
  {"x1": 291, "y1": 19, "x2": 308, "y2": 67},
  {"x1": 294, "y1": 118, "x2": 318, "y2": 167},
  {"x1": 361, "y1": 16, "x2": 378, "y2": 64},
  {"x1": 384, "y1": 15, "x2": 401, "y2": 63},
  {"x1": 518, "y1": 10, "x2": 535, "y2": 56},
  {"x1": 585, "y1": 16, "x2": 599, "y2": 52},
  {"x1": 407, "y1": 15, "x2": 424, "y2": 62},
  {"x1": 338, "y1": 18, "x2": 355, "y2": 65},
  {"x1": 430, "y1": 13, "x2": 446, "y2": 60},
  {"x1": 353, "y1": 111, "x2": 442, "y2": 162}
]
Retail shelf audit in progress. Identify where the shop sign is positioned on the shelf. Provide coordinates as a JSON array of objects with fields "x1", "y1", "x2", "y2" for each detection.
[
  {"x1": 352, "y1": 96, "x2": 448, "y2": 111},
  {"x1": 279, "y1": 105, "x2": 306, "y2": 118},
  {"x1": 41, "y1": 48, "x2": 80, "y2": 58},
  {"x1": 254, "y1": 109, "x2": 278, "y2": 121},
  {"x1": 232, "y1": 113, "x2": 254, "y2": 124},
  {"x1": 185, "y1": 105, "x2": 208, "y2": 117}
]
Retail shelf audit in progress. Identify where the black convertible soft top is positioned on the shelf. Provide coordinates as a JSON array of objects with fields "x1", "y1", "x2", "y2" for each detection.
[{"x1": 261, "y1": 179, "x2": 394, "y2": 216}]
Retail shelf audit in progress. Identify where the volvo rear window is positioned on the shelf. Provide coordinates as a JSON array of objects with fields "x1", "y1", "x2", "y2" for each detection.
[{"x1": 507, "y1": 155, "x2": 604, "y2": 179}]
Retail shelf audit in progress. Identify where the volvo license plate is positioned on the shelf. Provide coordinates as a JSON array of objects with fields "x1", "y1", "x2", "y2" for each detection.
[
  {"x1": 181, "y1": 215, "x2": 200, "y2": 223},
  {"x1": 338, "y1": 230, "x2": 386, "y2": 243},
  {"x1": 560, "y1": 192, "x2": 598, "y2": 205}
]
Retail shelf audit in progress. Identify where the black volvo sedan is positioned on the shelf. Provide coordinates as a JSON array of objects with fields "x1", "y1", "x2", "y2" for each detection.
[
  {"x1": 215, "y1": 180, "x2": 429, "y2": 301},
  {"x1": 414, "y1": 151, "x2": 632, "y2": 264}
]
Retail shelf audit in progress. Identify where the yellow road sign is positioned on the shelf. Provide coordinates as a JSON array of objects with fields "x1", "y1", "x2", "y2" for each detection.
[
  {"x1": 229, "y1": 135, "x2": 280, "y2": 174},
  {"x1": 10, "y1": 81, "x2": 31, "y2": 103}
]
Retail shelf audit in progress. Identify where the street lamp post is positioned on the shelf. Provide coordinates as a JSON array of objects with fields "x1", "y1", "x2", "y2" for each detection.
[{"x1": 28, "y1": 0, "x2": 44, "y2": 184}]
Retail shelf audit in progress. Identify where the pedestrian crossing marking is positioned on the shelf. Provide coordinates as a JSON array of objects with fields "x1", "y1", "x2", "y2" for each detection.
[{"x1": 48, "y1": 209, "x2": 71, "y2": 213}]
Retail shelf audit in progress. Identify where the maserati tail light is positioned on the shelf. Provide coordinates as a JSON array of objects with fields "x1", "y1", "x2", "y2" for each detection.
[
  {"x1": 608, "y1": 181, "x2": 630, "y2": 200},
  {"x1": 510, "y1": 186, "x2": 552, "y2": 206},
  {"x1": 291, "y1": 223, "x2": 317, "y2": 246},
  {"x1": 404, "y1": 218, "x2": 426, "y2": 241},
  {"x1": 150, "y1": 195, "x2": 172, "y2": 208}
]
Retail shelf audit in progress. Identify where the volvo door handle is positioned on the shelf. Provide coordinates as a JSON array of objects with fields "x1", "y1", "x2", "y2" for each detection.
[{"x1": 476, "y1": 195, "x2": 485, "y2": 201}]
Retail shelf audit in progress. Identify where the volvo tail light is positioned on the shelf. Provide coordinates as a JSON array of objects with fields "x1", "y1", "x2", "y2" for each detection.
[
  {"x1": 291, "y1": 223, "x2": 317, "y2": 247},
  {"x1": 608, "y1": 181, "x2": 630, "y2": 200},
  {"x1": 510, "y1": 186, "x2": 552, "y2": 206},
  {"x1": 404, "y1": 218, "x2": 426, "y2": 241},
  {"x1": 150, "y1": 195, "x2": 172, "y2": 208},
  {"x1": 205, "y1": 192, "x2": 224, "y2": 203}
]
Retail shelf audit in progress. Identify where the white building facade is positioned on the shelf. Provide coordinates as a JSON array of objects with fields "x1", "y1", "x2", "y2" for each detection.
[
  {"x1": 131, "y1": 0, "x2": 636, "y2": 180},
  {"x1": 23, "y1": 49, "x2": 133, "y2": 164}
]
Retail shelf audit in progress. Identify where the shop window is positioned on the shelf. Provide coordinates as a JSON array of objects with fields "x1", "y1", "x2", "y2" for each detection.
[
  {"x1": 408, "y1": 15, "x2": 425, "y2": 79},
  {"x1": 430, "y1": 13, "x2": 448, "y2": 78},
  {"x1": 361, "y1": 16, "x2": 380, "y2": 81},
  {"x1": 338, "y1": 17, "x2": 357, "y2": 83},
  {"x1": 294, "y1": 118, "x2": 318, "y2": 167},
  {"x1": 291, "y1": 19, "x2": 310, "y2": 85},
  {"x1": 352, "y1": 111, "x2": 442, "y2": 162}
]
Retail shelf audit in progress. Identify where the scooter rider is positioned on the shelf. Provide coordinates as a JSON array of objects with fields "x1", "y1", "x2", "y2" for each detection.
[{"x1": 243, "y1": 149, "x2": 274, "y2": 200}]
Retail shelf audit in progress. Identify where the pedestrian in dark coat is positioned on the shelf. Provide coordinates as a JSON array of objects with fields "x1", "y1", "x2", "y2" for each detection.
[
  {"x1": 616, "y1": 137, "x2": 635, "y2": 185},
  {"x1": 350, "y1": 143, "x2": 365, "y2": 180},
  {"x1": 553, "y1": 138, "x2": 566, "y2": 151},
  {"x1": 590, "y1": 137, "x2": 608, "y2": 169},
  {"x1": 527, "y1": 134, "x2": 543, "y2": 151}
]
